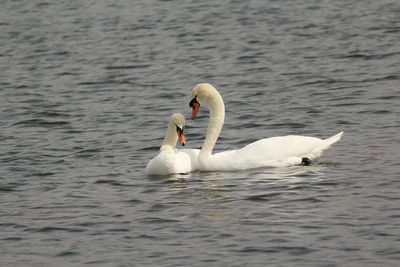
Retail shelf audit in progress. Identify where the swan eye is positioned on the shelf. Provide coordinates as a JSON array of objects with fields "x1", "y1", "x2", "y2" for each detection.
[
  {"x1": 176, "y1": 125, "x2": 183, "y2": 133},
  {"x1": 189, "y1": 96, "x2": 199, "y2": 107}
]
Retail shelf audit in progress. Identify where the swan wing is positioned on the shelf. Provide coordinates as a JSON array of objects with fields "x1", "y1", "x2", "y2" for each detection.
[
  {"x1": 201, "y1": 132, "x2": 343, "y2": 171},
  {"x1": 145, "y1": 151, "x2": 176, "y2": 175},
  {"x1": 145, "y1": 149, "x2": 200, "y2": 175},
  {"x1": 240, "y1": 135, "x2": 322, "y2": 159},
  {"x1": 240, "y1": 132, "x2": 343, "y2": 161}
]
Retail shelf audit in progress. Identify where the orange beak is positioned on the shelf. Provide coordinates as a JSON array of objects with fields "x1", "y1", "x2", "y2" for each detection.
[
  {"x1": 177, "y1": 128, "x2": 186, "y2": 146},
  {"x1": 191, "y1": 102, "x2": 200, "y2": 120},
  {"x1": 189, "y1": 97, "x2": 200, "y2": 120}
]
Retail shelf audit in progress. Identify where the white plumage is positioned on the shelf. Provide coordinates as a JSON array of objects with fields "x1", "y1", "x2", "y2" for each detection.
[{"x1": 145, "y1": 113, "x2": 199, "y2": 175}]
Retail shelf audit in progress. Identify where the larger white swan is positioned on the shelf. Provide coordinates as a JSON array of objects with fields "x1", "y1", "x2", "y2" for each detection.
[
  {"x1": 145, "y1": 113, "x2": 199, "y2": 175},
  {"x1": 189, "y1": 83, "x2": 343, "y2": 171}
]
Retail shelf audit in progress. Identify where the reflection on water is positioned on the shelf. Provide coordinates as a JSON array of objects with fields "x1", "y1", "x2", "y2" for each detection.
[{"x1": 155, "y1": 165, "x2": 331, "y2": 227}]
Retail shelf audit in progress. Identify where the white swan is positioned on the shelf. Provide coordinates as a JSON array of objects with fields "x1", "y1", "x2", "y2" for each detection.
[
  {"x1": 189, "y1": 83, "x2": 343, "y2": 171},
  {"x1": 145, "y1": 113, "x2": 200, "y2": 175}
]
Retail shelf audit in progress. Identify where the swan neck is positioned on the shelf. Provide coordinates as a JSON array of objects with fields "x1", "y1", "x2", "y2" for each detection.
[
  {"x1": 201, "y1": 91, "x2": 225, "y2": 154},
  {"x1": 161, "y1": 121, "x2": 177, "y2": 150}
]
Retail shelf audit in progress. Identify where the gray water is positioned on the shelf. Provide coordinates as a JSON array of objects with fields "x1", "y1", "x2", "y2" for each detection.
[{"x1": 1, "y1": 0, "x2": 400, "y2": 266}]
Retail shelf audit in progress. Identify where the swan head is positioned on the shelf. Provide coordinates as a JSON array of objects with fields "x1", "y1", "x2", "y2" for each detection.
[
  {"x1": 170, "y1": 113, "x2": 186, "y2": 146},
  {"x1": 189, "y1": 83, "x2": 218, "y2": 119}
]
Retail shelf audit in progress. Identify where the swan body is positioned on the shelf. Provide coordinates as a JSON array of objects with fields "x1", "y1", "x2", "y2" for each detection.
[
  {"x1": 189, "y1": 83, "x2": 343, "y2": 171},
  {"x1": 145, "y1": 113, "x2": 200, "y2": 175}
]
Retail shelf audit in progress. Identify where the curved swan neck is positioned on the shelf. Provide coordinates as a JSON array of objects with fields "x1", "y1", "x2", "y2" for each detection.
[
  {"x1": 160, "y1": 121, "x2": 177, "y2": 151},
  {"x1": 201, "y1": 89, "x2": 225, "y2": 154}
]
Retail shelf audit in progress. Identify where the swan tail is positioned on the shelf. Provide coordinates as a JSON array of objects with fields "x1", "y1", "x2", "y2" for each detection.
[
  {"x1": 305, "y1": 131, "x2": 343, "y2": 161},
  {"x1": 324, "y1": 131, "x2": 343, "y2": 147}
]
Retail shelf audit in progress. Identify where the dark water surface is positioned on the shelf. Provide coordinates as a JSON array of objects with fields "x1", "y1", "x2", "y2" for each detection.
[{"x1": 1, "y1": 0, "x2": 400, "y2": 266}]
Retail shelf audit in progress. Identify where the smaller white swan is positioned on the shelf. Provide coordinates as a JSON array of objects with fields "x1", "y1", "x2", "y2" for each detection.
[
  {"x1": 145, "y1": 113, "x2": 199, "y2": 175},
  {"x1": 189, "y1": 83, "x2": 343, "y2": 171}
]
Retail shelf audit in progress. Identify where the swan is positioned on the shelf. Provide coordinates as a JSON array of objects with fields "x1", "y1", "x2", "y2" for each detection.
[
  {"x1": 145, "y1": 113, "x2": 200, "y2": 175},
  {"x1": 189, "y1": 83, "x2": 343, "y2": 171}
]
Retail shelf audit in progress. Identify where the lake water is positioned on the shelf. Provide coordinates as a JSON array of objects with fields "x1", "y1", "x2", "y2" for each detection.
[{"x1": 1, "y1": 0, "x2": 400, "y2": 266}]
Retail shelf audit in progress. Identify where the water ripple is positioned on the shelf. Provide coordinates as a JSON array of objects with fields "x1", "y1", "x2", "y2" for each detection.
[{"x1": 1, "y1": 0, "x2": 399, "y2": 266}]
